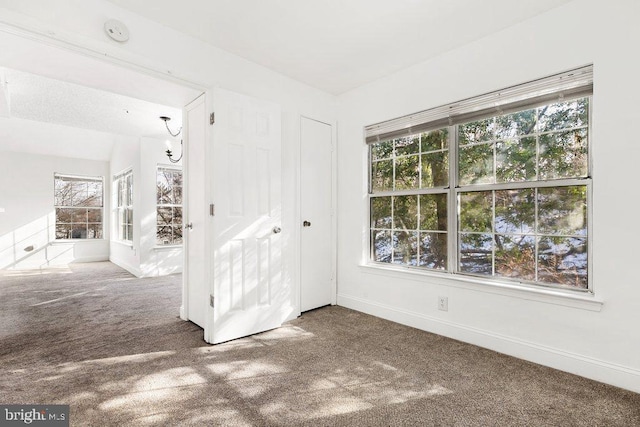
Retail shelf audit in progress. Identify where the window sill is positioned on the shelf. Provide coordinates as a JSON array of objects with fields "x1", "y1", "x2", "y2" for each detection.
[
  {"x1": 51, "y1": 239, "x2": 106, "y2": 244},
  {"x1": 359, "y1": 263, "x2": 603, "y2": 312},
  {"x1": 153, "y1": 245, "x2": 183, "y2": 251},
  {"x1": 111, "y1": 240, "x2": 134, "y2": 247}
]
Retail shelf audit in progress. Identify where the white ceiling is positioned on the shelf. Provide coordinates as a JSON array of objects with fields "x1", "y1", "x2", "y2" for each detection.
[
  {"x1": 107, "y1": 0, "x2": 573, "y2": 94},
  {"x1": 3, "y1": 68, "x2": 183, "y2": 139}
]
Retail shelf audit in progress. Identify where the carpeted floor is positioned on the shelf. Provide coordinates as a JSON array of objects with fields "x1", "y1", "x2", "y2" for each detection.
[{"x1": 0, "y1": 262, "x2": 638, "y2": 426}]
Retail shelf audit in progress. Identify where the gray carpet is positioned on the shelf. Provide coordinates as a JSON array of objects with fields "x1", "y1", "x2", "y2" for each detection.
[{"x1": 0, "y1": 262, "x2": 638, "y2": 426}]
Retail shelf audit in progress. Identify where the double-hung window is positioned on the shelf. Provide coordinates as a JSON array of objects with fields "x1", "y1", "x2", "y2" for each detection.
[
  {"x1": 367, "y1": 66, "x2": 592, "y2": 291},
  {"x1": 156, "y1": 166, "x2": 183, "y2": 245},
  {"x1": 54, "y1": 174, "x2": 104, "y2": 239},
  {"x1": 114, "y1": 169, "x2": 133, "y2": 242}
]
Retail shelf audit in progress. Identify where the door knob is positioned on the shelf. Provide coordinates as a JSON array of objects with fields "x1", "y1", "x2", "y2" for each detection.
[
  {"x1": 303, "y1": 220, "x2": 311, "y2": 227},
  {"x1": 272, "y1": 226, "x2": 282, "y2": 234},
  {"x1": 184, "y1": 222, "x2": 193, "y2": 230}
]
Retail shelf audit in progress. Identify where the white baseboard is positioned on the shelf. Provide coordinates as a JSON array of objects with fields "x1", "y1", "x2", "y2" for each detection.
[
  {"x1": 338, "y1": 293, "x2": 640, "y2": 394},
  {"x1": 72, "y1": 255, "x2": 109, "y2": 264},
  {"x1": 109, "y1": 257, "x2": 142, "y2": 278}
]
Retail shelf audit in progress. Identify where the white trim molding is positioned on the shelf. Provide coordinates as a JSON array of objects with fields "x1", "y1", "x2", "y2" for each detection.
[{"x1": 338, "y1": 293, "x2": 640, "y2": 394}]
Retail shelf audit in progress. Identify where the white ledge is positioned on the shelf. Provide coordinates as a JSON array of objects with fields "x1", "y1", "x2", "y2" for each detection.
[
  {"x1": 153, "y1": 245, "x2": 183, "y2": 251},
  {"x1": 359, "y1": 263, "x2": 603, "y2": 312},
  {"x1": 51, "y1": 239, "x2": 106, "y2": 244}
]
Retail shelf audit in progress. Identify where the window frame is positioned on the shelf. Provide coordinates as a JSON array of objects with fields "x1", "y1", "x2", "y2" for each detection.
[
  {"x1": 156, "y1": 165, "x2": 183, "y2": 246},
  {"x1": 366, "y1": 67, "x2": 593, "y2": 294},
  {"x1": 113, "y1": 168, "x2": 134, "y2": 243},
  {"x1": 54, "y1": 173, "x2": 104, "y2": 240}
]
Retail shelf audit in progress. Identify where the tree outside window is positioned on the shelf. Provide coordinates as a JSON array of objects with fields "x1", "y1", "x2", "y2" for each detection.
[
  {"x1": 156, "y1": 167, "x2": 183, "y2": 245},
  {"x1": 368, "y1": 70, "x2": 591, "y2": 292},
  {"x1": 54, "y1": 174, "x2": 103, "y2": 239}
]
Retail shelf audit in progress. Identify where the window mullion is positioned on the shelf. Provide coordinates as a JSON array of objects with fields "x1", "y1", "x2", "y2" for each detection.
[{"x1": 448, "y1": 124, "x2": 458, "y2": 273}]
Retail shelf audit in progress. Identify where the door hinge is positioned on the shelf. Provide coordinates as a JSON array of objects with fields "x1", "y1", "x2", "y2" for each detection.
[
  {"x1": 210, "y1": 295, "x2": 215, "y2": 307},
  {"x1": 209, "y1": 204, "x2": 215, "y2": 216},
  {"x1": 210, "y1": 112, "x2": 215, "y2": 125}
]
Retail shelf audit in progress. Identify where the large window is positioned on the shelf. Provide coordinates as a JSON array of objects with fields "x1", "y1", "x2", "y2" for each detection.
[
  {"x1": 367, "y1": 66, "x2": 592, "y2": 291},
  {"x1": 54, "y1": 174, "x2": 103, "y2": 239},
  {"x1": 114, "y1": 169, "x2": 133, "y2": 242},
  {"x1": 156, "y1": 166, "x2": 183, "y2": 245}
]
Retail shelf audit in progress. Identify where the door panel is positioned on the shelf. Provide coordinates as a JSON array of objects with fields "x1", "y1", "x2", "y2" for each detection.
[
  {"x1": 300, "y1": 117, "x2": 333, "y2": 312},
  {"x1": 184, "y1": 94, "x2": 206, "y2": 328},
  {"x1": 212, "y1": 88, "x2": 285, "y2": 344}
]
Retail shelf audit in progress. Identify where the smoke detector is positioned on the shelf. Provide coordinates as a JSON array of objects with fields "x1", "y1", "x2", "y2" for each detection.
[{"x1": 104, "y1": 19, "x2": 129, "y2": 42}]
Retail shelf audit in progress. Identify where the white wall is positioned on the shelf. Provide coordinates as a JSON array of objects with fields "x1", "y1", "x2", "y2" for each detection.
[
  {"x1": 337, "y1": 0, "x2": 640, "y2": 393},
  {"x1": 0, "y1": 151, "x2": 110, "y2": 269}
]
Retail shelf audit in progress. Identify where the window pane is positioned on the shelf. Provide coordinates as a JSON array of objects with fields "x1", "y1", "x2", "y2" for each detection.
[
  {"x1": 174, "y1": 185, "x2": 183, "y2": 205},
  {"x1": 372, "y1": 140, "x2": 393, "y2": 161},
  {"x1": 372, "y1": 230, "x2": 392, "y2": 263},
  {"x1": 421, "y1": 151, "x2": 448, "y2": 188},
  {"x1": 459, "y1": 191, "x2": 492, "y2": 233},
  {"x1": 393, "y1": 195, "x2": 418, "y2": 231},
  {"x1": 371, "y1": 160, "x2": 393, "y2": 192},
  {"x1": 495, "y1": 189, "x2": 534, "y2": 234},
  {"x1": 55, "y1": 180, "x2": 72, "y2": 206},
  {"x1": 394, "y1": 135, "x2": 419, "y2": 156},
  {"x1": 419, "y1": 232, "x2": 447, "y2": 270},
  {"x1": 395, "y1": 155, "x2": 419, "y2": 190},
  {"x1": 157, "y1": 225, "x2": 172, "y2": 245},
  {"x1": 459, "y1": 118, "x2": 494, "y2": 145},
  {"x1": 538, "y1": 98, "x2": 589, "y2": 133},
  {"x1": 495, "y1": 137, "x2": 536, "y2": 183},
  {"x1": 71, "y1": 208, "x2": 87, "y2": 223},
  {"x1": 87, "y1": 209, "x2": 102, "y2": 223},
  {"x1": 88, "y1": 224, "x2": 103, "y2": 239},
  {"x1": 539, "y1": 129, "x2": 588, "y2": 180},
  {"x1": 421, "y1": 128, "x2": 448, "y2": 152},
  {"x1": 70, "y1": 181, "x2": 88, "y2": 206},
  {"x1": 71, "y1": 225, "x2": 87, "y2": 239},
  {"x1": 459, "y1": 233, "x2": 493, "y2": 275},
  {"x1": 172, "y1": 171, "x2": 183, "y2": 187},
  {"x1": 127, "y1": 224, "x2": 133, "y2": 240},
  {"x1": 157, "y1": 182, "x2": 171, "y2": 204},
  {"x1": 173, "y1": 207, "x2": 182, "y2": 225},
  {"x1": 86, "y1": 182, "x2": 103, "y2": 207},
  {"x1": 495, "y1": 234, "x2": 535, "y2": 280},
  {"x1": 157, "y1": 170, "x2": 170, "y2": 189},
  {"x1": 419, "y1": 194, "x2": 447, "y2": 231},
  {"x1": 172, "y1": 225, "x2": 183, "y2": 244},
  {"x1": 119, "y1": 210, "x2": 126, "y2": 229},
  {"x1": 56, "y1": 208, "x2": 72, "y2": 224},
  {"x1": 126, "y1": 174, "x2": 133, "y2": 205},
  {"x1": 495, "y1": 108, "x2": 537, "y2": 139},
  {"x1": 371, "y1": 197, "x2": 392, "y2": 229},
  {"x1": 392, "y1": 231, "x2": 418, "y2": 265},
  {"x1": 458, "y1": 143, "x2": 494, "y2": 185},
  {"x1": 157, "y1": 207, "x2": 172, "y2": 225},
  {"x1": 538, "y1": 236, "x2": 587, "y2": 288},
  {"x1": 117, "y1": 179, "x2": 124, "y2": 207},
  {"x1": 538, "y1": 186, "x2": 587, "y2": 236},
  {"x1": 56, "y1": 224, "x2": 70, "y2": 239}
]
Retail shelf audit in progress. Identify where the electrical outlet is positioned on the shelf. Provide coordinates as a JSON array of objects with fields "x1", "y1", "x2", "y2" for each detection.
[{"x1": 438, "y1": 296, "x2": 448, "y2": 311}]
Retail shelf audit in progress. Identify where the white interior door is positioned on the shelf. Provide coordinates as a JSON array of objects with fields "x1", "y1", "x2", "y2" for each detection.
[
  {"x1": 300, "y1": 117, "x2": 334, "y2": 312},
  {"x1": 211, "y1": 88, "x2": 285, "y2": 344},
  {"x1": 183, "y1": 94, "x2": 207, "y2": 328}
]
